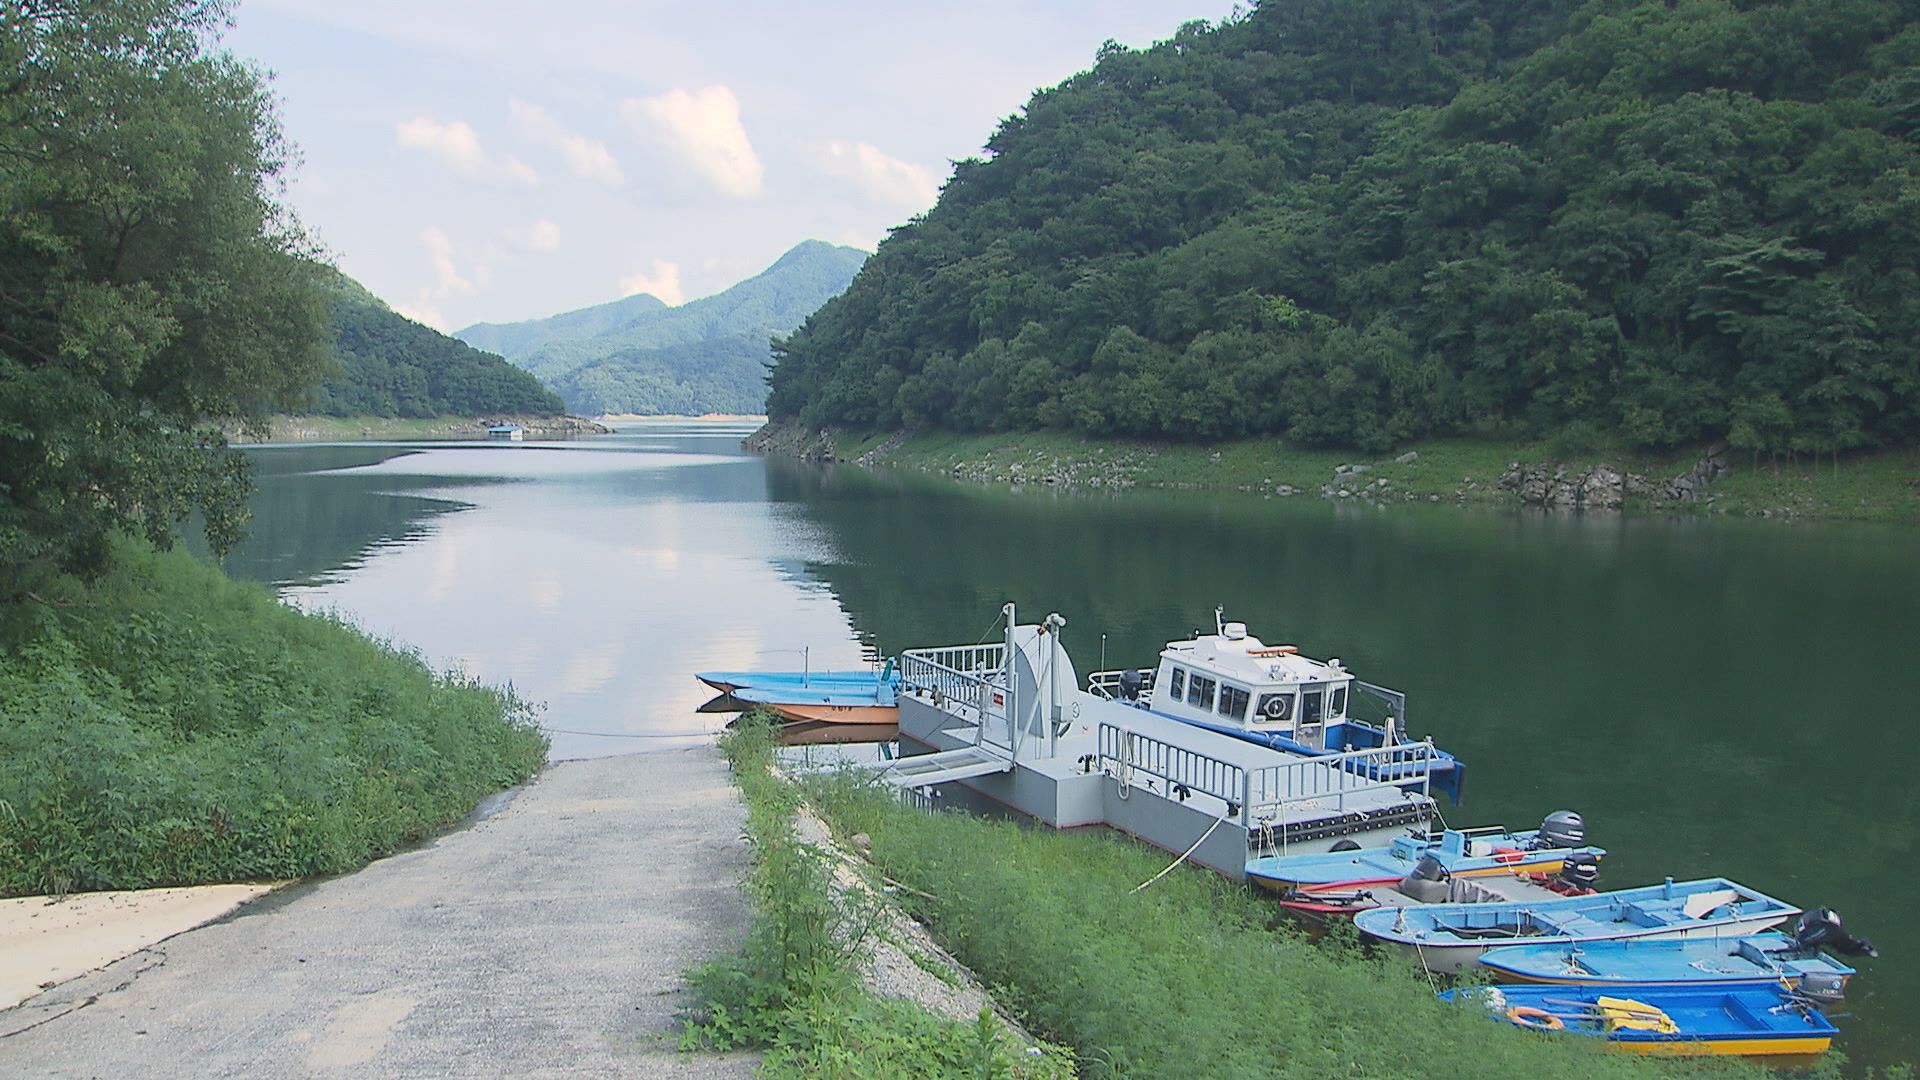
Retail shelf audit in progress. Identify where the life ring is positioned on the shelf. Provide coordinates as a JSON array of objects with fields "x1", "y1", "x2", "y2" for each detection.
[
  {"x1": 1506, "y1": 1006, "x2": 1565, "y2": 1031},
  {"x1": 1261, "y1": 695, "x2": 1292, "y2": 721}
]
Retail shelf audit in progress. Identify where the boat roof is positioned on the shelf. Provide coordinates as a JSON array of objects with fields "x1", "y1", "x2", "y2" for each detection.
[{"x1": 1160, "y1": 628, "x2": 1351, "y2": 688}]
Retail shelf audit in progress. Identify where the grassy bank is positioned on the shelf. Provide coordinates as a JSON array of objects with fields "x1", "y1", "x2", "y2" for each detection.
[
  {"x1": 823, "y1": 428, "x2": 1920, "y2": 524},
  {"x1": 0, "y1": 539, "x2": 547, "y2": 896},
  {"x1": 797, "y1": 771, "x2": 1803, "y2": 1080},
  {"x1": 685, "y1": 719, "x2": 1072, "y2": 1079}
]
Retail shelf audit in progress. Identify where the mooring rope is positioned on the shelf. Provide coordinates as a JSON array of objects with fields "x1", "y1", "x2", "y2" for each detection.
[{"x1": 1131, "y1": 813, "x2": 1227, "y2": 894}]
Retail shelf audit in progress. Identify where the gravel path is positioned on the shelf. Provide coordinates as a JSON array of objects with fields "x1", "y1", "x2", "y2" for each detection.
[{"x1": 0, "y1": 747, "x2": 756, "y2": 1078}]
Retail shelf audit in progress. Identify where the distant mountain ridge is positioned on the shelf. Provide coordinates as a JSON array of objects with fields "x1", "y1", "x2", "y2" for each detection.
[
  {"x1": 310, "y1": 269, "x2": 564, "y2": 418},
  {"x1": 455, "y1": 292, "x2": 668, "y2": 360},
  {"x1": 455, "y1": 240, "x2": 867, "y2": 416}
]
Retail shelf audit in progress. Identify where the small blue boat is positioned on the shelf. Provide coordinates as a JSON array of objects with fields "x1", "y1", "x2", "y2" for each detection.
[
  {"x1": 1247, "y1": 816, "x2": 1601, "y2": 892},
  {"x1": 1087, "y1": 610, "x2": 1466, "y2": 803},
  {"x1": 1442, "y1": 982, "x2": 1837, "y2": 1056},
  {"x1": 696, "y1": 657, "x2": 897, "y2": 696},
  {"x1": 1480, "y1": 931, "x2": 1858, "y2": 997},
  {"x1": 1355, "y1": 877, "x2": 1799, "y2": 972}
]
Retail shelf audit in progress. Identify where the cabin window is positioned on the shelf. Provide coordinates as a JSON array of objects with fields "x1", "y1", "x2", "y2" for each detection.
[
  {"x1": 1218, "y1": 684, "x2": 1250, "y2": 720},
  {"x1": 1255, "y1": 693, "x2": 1293, "y2": 724},
  {"x1": 1330, "y1": 685, "x2": 1348, "y2": 718},
  {"x1": 1188, "y1": 675, "x2": 1216, "y2": 710},
  {"x1": 1301, "y1": 688, "x2": 1324, "y2": 724},
  {"x1": 1167, "y1": 667, "x2": 1185, "y2": 700}
]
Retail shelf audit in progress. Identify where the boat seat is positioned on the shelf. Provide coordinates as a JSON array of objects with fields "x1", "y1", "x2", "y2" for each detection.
[{"x1": 1619, "y1": 903, "x2": 1670, "y2": 928}]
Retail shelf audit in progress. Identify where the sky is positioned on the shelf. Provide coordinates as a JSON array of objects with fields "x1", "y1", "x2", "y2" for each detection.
[{"x1": 223, "y1": 1, "x2": 1238, "y2": 332}]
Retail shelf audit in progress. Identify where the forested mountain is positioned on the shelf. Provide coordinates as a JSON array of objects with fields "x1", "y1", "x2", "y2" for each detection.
[
  {"x1": 458, "y1": 240, "x2": 867, "y2": 415},
  {"x1": 310, "y1": 272, "x2": 564, "y2": 417},
  {"x1": 455, "y1": 292, "x2": 668, "y2": 360},
  {"x1": 768, "y1": 0, "x2": 1920, "y2": 459}
]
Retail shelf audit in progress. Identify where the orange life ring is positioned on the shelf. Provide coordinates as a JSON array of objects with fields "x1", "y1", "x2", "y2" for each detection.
[{"x1": 1506, "y1": 1006, "x2": 1565, "y2": 1031}]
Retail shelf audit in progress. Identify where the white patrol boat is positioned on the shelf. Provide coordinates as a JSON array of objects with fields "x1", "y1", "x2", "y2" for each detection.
[{"x1": 1088, "y1": 609, "x2": 1466, "y2": 803}]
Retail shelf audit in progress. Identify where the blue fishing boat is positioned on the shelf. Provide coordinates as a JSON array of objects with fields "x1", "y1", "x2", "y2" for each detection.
[
  {"x1": 1247, "y1": 815, "x2": 1604, "y2": 917},
  {"x1": 1355, "y1": 877, "x2": 1798, "y2": 973},
  {"x1": 1087, "y1": 610, "x2": 1466, "y2": 803},
  {"x1": 696, "y1": 657, "x2": 897, "y2": 696},
  {"x1": 1480, "y1": 909, "x2": 1873, "y2": 999},
  {"x1": 1442, "y1": 982, "x2": 1837, "y2": 1056}
]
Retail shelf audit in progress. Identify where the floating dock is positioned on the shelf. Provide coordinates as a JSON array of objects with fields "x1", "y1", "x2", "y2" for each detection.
[{"x1": 871, "y1": 607, "x2": 1442, "y2": 879}]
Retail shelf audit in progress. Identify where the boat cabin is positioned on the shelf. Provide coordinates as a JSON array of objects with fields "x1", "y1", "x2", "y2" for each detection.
[{"x1": 1137, "y1": 620, "x2": 1379, "y2": 754}]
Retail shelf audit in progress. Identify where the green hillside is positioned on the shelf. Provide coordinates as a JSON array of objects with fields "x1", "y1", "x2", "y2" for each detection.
[
  {"x1": 309, "y1": 271, "x2": 564, "y2": 418},
  {"x1": 460, "y1": 240, "x2": 866, "y2": 415},
  {"x1": 455, "y1": 292, "x2": 668, "y2": 360},
  {"x1": 767, "y1": 0, "x2": 1920, "y2": 461}
]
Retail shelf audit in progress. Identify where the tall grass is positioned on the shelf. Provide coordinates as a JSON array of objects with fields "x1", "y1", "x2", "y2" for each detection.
[
  {"x1": 802, "y1": 774, "x2": 1822, "y2": 1080},
  {"x1": 684, "y1": 718, "x2": 1072, "y2": 1079},
  {"x1": 0, "y1": 538, "x2": 547, "y2": 896}
]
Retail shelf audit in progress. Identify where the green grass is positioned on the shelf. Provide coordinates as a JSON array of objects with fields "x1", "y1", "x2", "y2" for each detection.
[
  {"x1": 818, "y1": 424, "x2": 1920, "y2": 524},
  {"x1": 797, "y1": 772, "x2": 1821, "y2": 1080},
  {"x1": 683, "y1": 717, "x2": 1073, "y2": 1079},
  {"x1": 0, "y1": 538, "x2": 548, "y2": 896}
]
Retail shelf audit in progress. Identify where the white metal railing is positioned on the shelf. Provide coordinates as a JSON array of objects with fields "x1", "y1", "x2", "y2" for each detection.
[
  {"x1": 900, "y1": 642, "x2": 1012, "y2": 751},
  {"x1": 1245, "y1": 739, "x2": 1437, "y2": 817},
  {"x1": 1086, "y1": 668, "x2": 1157, "y2": 700},
  {"x1": 1098, "y1": 724, "x2": 1245, "y2": 807},
  {"x1": 1098, "y1": 723, "x2": 1436, "y2": 828}
]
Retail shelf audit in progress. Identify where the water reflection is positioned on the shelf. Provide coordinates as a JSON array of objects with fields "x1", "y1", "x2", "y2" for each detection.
[{"x1": 218, "y1": 425, "x2": 1919, "y2": 1069}]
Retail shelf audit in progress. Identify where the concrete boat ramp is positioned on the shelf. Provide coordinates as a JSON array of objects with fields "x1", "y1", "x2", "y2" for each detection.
[
  {"x1": 0, "y1": 747, "x2": 755, "y2": 1078},
  {"x1": 864, "y1": 608, "x2": 1443, "y2": 878}
]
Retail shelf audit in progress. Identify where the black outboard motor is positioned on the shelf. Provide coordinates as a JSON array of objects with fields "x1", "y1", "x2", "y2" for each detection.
[
  {"x1": 1117, "y1": 669, "x2": 1145, "y2": 702},
  {"x1": 1791, "y1": 907, "x2": 1879, "y2": 958},
  {"x1": 1533, "y1": 810, "x2": 1586, "y2": 849},
  {"x1": 1557, "y1": 851, "x2": 1601, "y2": 891},
  {"x1": 1797, "y1": 970, "x2": 1848, "y2": 1005},
  {"x1": 1397, "y1": 853, "x2": 1451, "y2": 903}
]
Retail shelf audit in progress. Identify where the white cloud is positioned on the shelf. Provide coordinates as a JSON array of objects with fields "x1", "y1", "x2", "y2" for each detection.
[
  {"x1": 397, "y1": 226, "x2": 476, "y2": 329},
  {"x1": 396, "y1": 116, "x2": 540, "y2": 187},
  {"x1": 820, "y1": 140, "x2": 940, "y2": 211},
  {"x1": 510, "y1": 99, "x2": 624, "y2": 184},
  {"x1": 623, "y1": 86, "x2": 763, "y2": 198},
  {"x1": 395, "y1": 116, "x2": 484, "y2": 174},
  {"x1": 618, "y1": 260, "x2": 683, "y2": 305},
  {"x1": 507, "y1": 219, "x2": 562, "y2": 252},
  {"x1": 503, "y1": 156, "x2": 540, "y2": 186}
]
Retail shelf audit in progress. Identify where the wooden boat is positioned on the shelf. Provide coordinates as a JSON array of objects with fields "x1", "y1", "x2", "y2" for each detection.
[
  {"x1": 1442, "y1": 982, "x2": 1836, "y2": 1056},
  {"x1": 1354, "y1": 877, "x2": 1798, "y2": 973},
  {"x1": 1086, "y1": 609, "x2": 1466, "y2": 803},
  {"x1": 1480, "y1": 924, "x2": 1860, "y2": 998},
  {"x1": 733, "y1": 683, "x2": 898, "y2": 726}
]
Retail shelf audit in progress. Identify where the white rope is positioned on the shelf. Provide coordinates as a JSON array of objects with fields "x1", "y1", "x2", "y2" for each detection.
[{"x1": 1131, "y1": 814, "x2": 1227, "y2": 894}]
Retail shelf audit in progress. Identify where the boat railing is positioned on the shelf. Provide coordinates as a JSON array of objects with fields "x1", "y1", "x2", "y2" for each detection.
[
  {"x1": 1086, "y1": 667, "x2": 1157, "y2": 700},
  {"x1": 900, "y1": 642, "x2": 1013, "y2": 752},
  {"x1": 1098, "y1": 722, "x2": 1246, "y2": 808},
  {"x1": 1245, "y1": 740, "x2": 1438, "y2": 818}
]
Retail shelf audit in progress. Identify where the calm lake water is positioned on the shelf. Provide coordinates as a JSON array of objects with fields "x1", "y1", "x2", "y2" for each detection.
[{"x1": 219, "y1": 423, "x2": 1918, "y2": 1069}]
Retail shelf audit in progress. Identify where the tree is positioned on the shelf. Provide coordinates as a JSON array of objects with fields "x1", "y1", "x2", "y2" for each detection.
[{"x1": 0, "y1": 0, "x2": 328, "y2": 590}]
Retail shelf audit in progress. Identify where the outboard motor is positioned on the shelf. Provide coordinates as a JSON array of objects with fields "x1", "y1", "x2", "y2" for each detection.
[
  {"x1": 1397, "y1": 853, "x2": 1451, "y2": 903},
  {"x1": 1117, "y1": 668, "x2": 1145, "y2": 702},
  {"x1": 1791, "y1": 908, "x2": 1879, "y2": 958},
  {"x1": 1797, "y1": 970, "x2": 1848, "y2": 1005},
  {"x1": 1557, "y1": 851, "x2": 1601, "y2": 891},
  {"x1": 1533, "y1": 810, "x2": 1587, "y2": 849}
]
